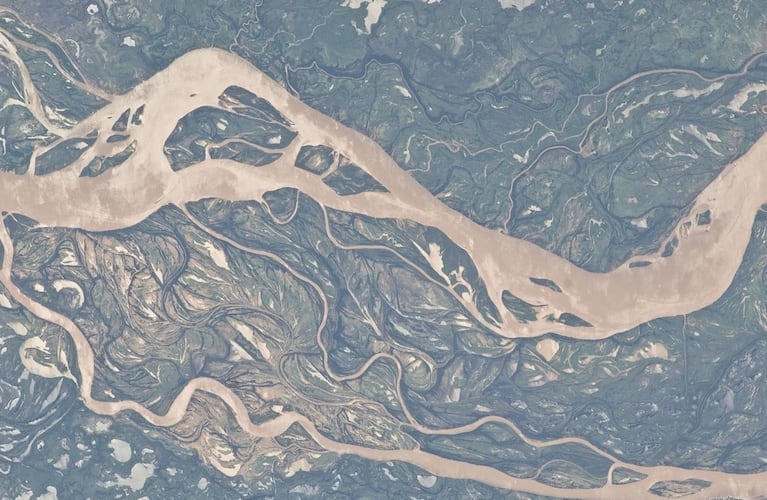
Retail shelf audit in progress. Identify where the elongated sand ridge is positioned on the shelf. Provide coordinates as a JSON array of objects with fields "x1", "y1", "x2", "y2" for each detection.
[{"x1": 1, "y1": 28, "x2": 766, "y2": 498}]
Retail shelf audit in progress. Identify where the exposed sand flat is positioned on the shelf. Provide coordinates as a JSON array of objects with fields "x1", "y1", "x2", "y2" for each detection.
[{"x1": 1, "y1": 32, "x2": 767, "y2": 497}]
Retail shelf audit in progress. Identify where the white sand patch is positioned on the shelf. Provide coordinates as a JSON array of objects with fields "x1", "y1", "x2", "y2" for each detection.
[
  {"x1": 631, "y1": 217, "x2": 648, "y2": 229},
  {"x1": 727, "y1": 83, "x2": 767, "y2": 112},
  {"x1": 671, "y1": 81, "x2": 723, "y2": 99},
  {"x1": 19, "y1": 337, "x2": 68, "y2": 379},
  {"x1": 53, "y1": 454, "x2": 69, "y2": 470},
  {"x1": 0, "y1": 293, "x2": 12, "y2": 308},
  {"x1": 229, "y1": 319, "x2": 271, "y2": 360},
  {"x1": 200, "y1": 241, "x2": 229, "y2": 270},
  {"x1": 417, "y1": 474, "x2": 437, "y2": 487},
  {"x1": 109, "y1": 438, "x2": 132, "y2": 463},
  {"x1": 685, "y1": 124, "x2": 722, "y2": 156},
  {"x1": 52, "y1": 279, "x2": 85, "y2": 308},
  {"x1": 58, "y1": 248, "x2": 79, "y2": 266},
  {"x1": 536, "y1": 338, "x2": 559, "y2": 362},
  {"x1": 227, "y1": 340, "x2": 254, "y2": 361},
  {"x1": 341, "y1": 0, "x2": 387, "y2": 34},
  {"x1": 286, "y1": 458, "x2": 313, "y2": 477},
  {"x1": 37, "y1": 487, "x2": 58, "y2": 500},
  {"x1": 448, "y1": 387, "x2": 461, "y2": 402},
  {"x1": 626, "y1": 341, "x2": 670, "y2": 362},
  {"x1": 522, "y1": 204, "x2": 542, "y2": 216},
  {"x1": 83, "y1": 418, "x2": 112, "y2": 434},
  {"x1": 100, "y1": 463, "x2": 156, "y2": 492},
  {"x1": 498, "y1": 0, "x2": 537, "y2": 10},
  {"x1": 7, "y1": 322, "x2": 28, "y2": 336},
  {"x1": 209, "y1": 450, "x2": 242, "y2": 477},
  {"x1": 394, "y1": 85, "x2": 411, "y2": 98},
  {"x1": 290, "y1": 485, "x2": 321, "y2": 495},
  {"x1": 413, "y1": 242, "x2": 449, "y2": 283}
]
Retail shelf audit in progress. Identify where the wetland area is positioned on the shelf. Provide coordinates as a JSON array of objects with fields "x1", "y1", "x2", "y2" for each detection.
[{"x1": 2, "y1": 1, "x2": 767, "y2": 498}]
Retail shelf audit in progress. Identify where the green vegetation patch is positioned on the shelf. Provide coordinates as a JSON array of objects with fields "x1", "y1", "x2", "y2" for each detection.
[
  {"x1": 501, "y1": 290, "x2": 539, "y2": 323},
  {"x1": 163, "y1": 106, "x2": 295, "y2": 170},
  {"x1": 323, "y1": 158, "x2": 388, "y2": 196},
  {"x1": 208, "y1": 141, "x2": 282, "y2": 168},
  {"x1": 80, "y1": 141, "x2": 136, "y2": 177},
  {"x1": 294, "y1": 144, "x2": 336, "y2": 174},
  {"x1": 35, "y1": 136, "x2": 95, "y2": 175}
]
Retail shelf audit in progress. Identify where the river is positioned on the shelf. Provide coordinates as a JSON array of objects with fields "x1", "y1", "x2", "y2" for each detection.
[{"x1": 0, "y1": 30, "x2": 765, "y2": 498}]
